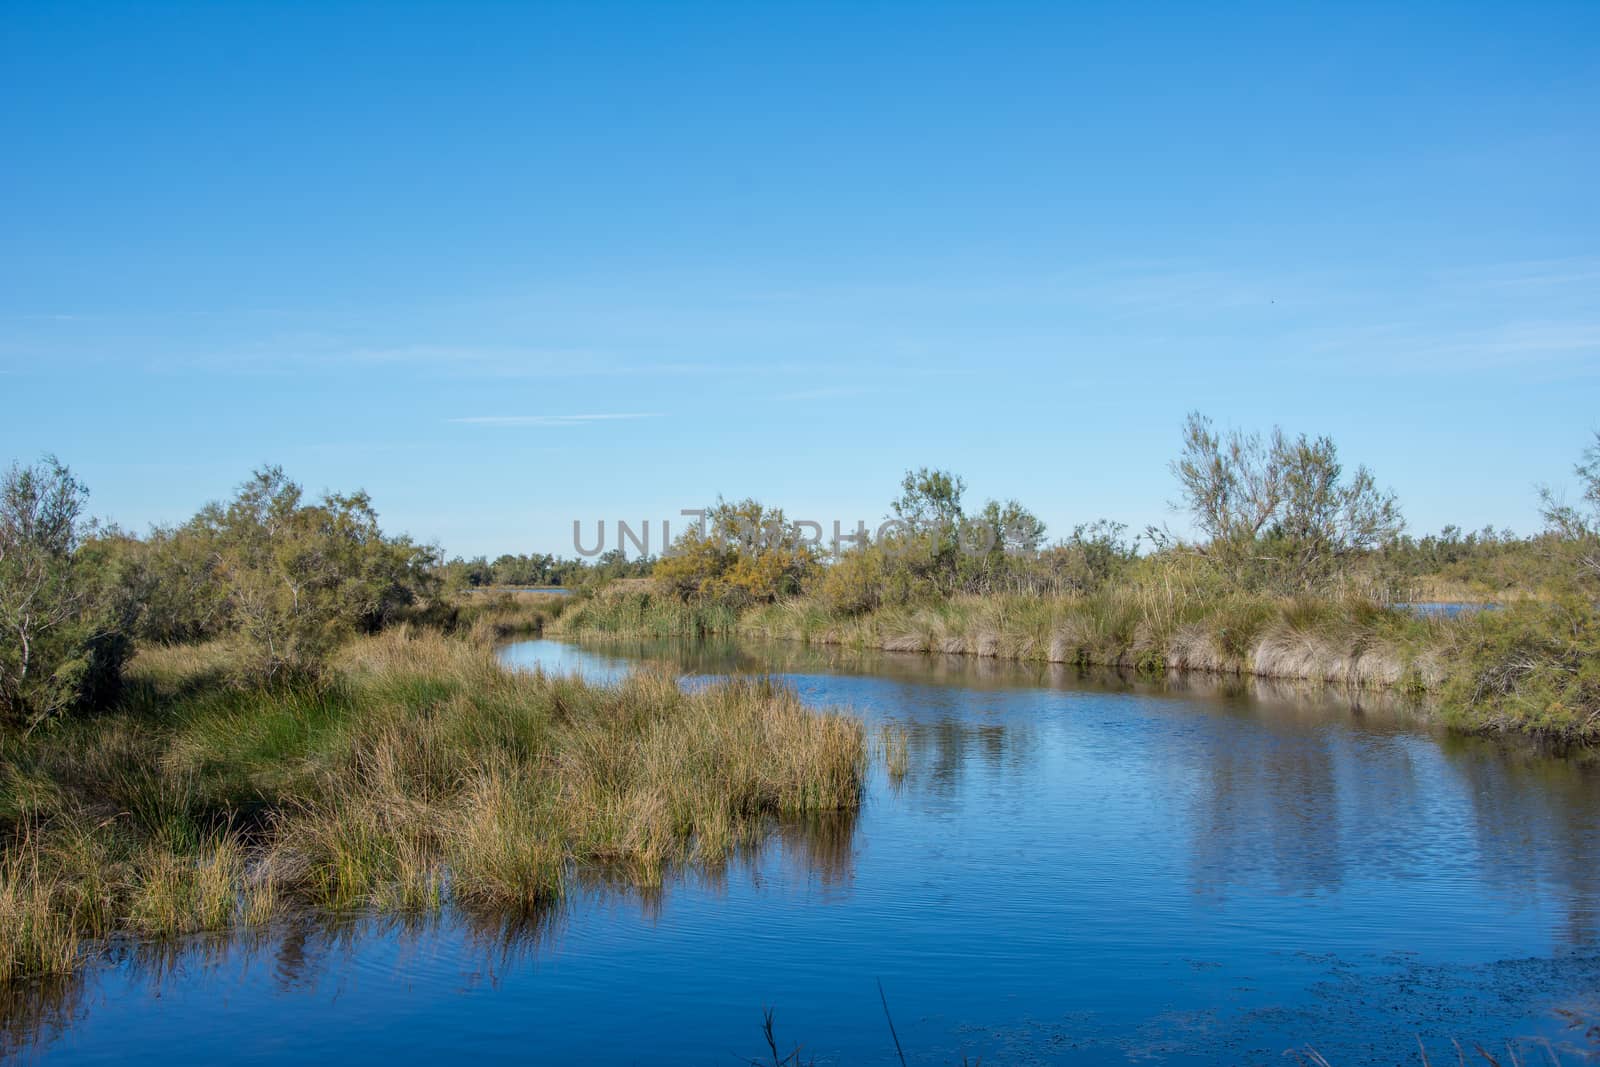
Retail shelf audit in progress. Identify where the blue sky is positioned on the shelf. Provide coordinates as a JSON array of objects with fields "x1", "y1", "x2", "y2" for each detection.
[{"x1": 3, "y1": 2, "x2": 1596, "y2": 557}]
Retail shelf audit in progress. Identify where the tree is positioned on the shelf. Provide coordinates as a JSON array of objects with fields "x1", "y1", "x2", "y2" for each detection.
[
  {"x1": 958, "y1": 498, "x2": 1048, "y2": 593},
  {"x1": 197, "y1": 468, "x2": 437, "y2": 680},
  {"x1": 1540, "y1": 432, "x2": 1600, "y2": 540},
  {"x1": 1170, "y1": 413, "x2": 1403, "y2": 590},
  {"x1": 0, "y1": 457, "x2": 126, "y2": 729},
  {"x1": 884, "y1": 468, "x2": 969, "y2": 595},
  {"x1": 891, "y1": 468, "x2": 966, "y2": 532},
  {"x1": 979, "y1": 499, "x2": 1047, "y2": 556},
  {"x1": 1539, "y1": 432, "x2": 1600, "y2": 584},
  {"x1": 654, "y1": 499, "x2": 816, "y2": 606},
  {"x1": 1036, "y1": 520, "x2": 1138, "y2": 594}
]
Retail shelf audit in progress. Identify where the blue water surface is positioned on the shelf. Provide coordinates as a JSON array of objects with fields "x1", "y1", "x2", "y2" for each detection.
[{"x1": 9, "y1": 639, "x2": 1598, "y2": 1065}]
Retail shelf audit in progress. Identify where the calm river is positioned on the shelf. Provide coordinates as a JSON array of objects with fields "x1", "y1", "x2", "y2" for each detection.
[{"x1": 8, "y1": 638, "x2": 1599, "y2": 1064}]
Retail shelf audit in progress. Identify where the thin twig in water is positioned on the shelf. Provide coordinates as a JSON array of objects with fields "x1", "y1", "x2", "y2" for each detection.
[
  {"x1": 878, "y1": 979, "x2": 908, "y2": 1067},
  {"x1": 748, "y1": 1007, "x2": 809, "y2": 1067}
]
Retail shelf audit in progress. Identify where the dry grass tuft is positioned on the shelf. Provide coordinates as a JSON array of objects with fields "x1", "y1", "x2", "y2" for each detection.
[
  {"x1": 0, "y1": 627, "x2": 866, "y2": 988},
  {"x1": 878, "y1": 724, "x2": 910, "y2": 785}
]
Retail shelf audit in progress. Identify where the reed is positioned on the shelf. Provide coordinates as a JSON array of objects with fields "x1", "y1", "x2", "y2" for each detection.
[
  {"x1": 878, "y1": 724, "x2": 910, "y2": 784},
  {"x1": 553, "y1": 588, "x2": 742, "y2": 639},
  {"x1": 736, "y1": 590, "x2": 1436, "y2": 685},
  {"x1": 0, "y1": 626, "x2": 867, "y2": 985},
  {"x1": 0, "y1": 836, "x2": 82, "y2": 983},
  {"x1": 451, "y1": 589, "x2": 570, "y2": 643}
]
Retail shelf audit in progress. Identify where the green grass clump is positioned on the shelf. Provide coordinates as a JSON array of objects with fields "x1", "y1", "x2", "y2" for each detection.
[
  {"x1": 1436, "y1": 598, "x2": 1600, "y2": 741},
  {"x1": 449, "y1": 589, "x2": 570, "y2": 643},
  {"x1": 0, "y1": 838, "x2": 83, "y2": 984},
  {"x1": 0, "y1": 627, "x2": 866, "y2": 987},
  {"x1": 554, "y1": 589, "x2": 741, "y2": 639}
]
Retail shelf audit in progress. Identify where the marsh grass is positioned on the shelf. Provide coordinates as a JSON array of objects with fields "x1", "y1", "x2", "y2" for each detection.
[
  {"x1": 878, "y1": 724, "x2": 910, "y2": 785},
  {"x1": 0, "y1": 627, "x2": 866, "y2": 985},
  {"x1": 738, "y1": 590, "x2": 1437, "y2": 685},
  {"x1": 655, "y1": 584, "x2": 1599, "y2": 742},
  {"x1": 553, "y1": 588, "x2": 741, "y2": 639},
  {"x1": 0, "y1": 837, "x2": 83, "y2": 984},
  {"x1": 451, "y1": 589, "x2": 570, "y2": 643}
]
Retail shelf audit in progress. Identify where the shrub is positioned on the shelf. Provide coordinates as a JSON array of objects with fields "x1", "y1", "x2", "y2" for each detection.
[
  {"x1": 653, "y1": 499, "x2": 817, "y2": 607},
  {"x1": 194, "y1": 468, "x2": 438, "y2": 681},
  {"x1": 815, "y1": 546, "x2": 887, "y2": 614},
  {"x1": 0, "y1": 458, "x2": 130, "y2": 729}
]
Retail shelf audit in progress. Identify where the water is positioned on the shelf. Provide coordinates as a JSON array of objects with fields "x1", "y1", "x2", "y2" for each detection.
[
  {"x1": 1393, "y1": 601, "x2": 1499, "y2": 618},
  {"x1": 9, "y1": 639, "x2": 1600, "y2": 1064}
]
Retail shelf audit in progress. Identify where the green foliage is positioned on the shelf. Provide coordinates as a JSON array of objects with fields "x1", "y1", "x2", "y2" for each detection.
[
  {"x1": 891, "y1": 468, "x2": 966, "y2": 531},
  {"x1": 1168, "y1": 412, "x2": 1404, "y2": 592},
  {"x1": 1539, "y1": 431, "x2": 1600, "y2": 540},
  {"x1": 189, "y1": 468, "x2": 438, "y2": 680},
  {"x1": 12, "y1": 462, "x2": 439, "y2": 693},
  {"x1": 1536, "y1": 432, "x2": 1600, "y2": 592},
  {"x1": 80, "y1": 524, "x2": 227, "y2": 645},
  {"x1": 816, "y1": 469, "x2": 1055, "y2": 607},
  {"x1": 653, "y1": 499, "x2": 817, "y2": 607},
  {"x1": 1440, "y1": 598, "x2": 1600, "y2": 739},
  {"x1": 1375, "y1": 527, "x2": 1572, "y2": 601},
  {"x1": 0, "y1": 458, "x2": 129, "y2": 730},
  {"x1": 450, "y1": 589, "x2": 569, "y2": 642},
  {"x1": 816, "y1": 545, "x2": 889, "y2": 614},
  {"x1": 435, "y1": 551, "x2": 620, "y2": 593},
  {"x1": 1024, "y1": 520, "x2": 1139, "y2": 595},
  {"x1": 554, "y1": 589, "x2": 741, "y2": 638},
  {"x1": 883, "y1": 467, "x2": 968, "y2": 596}
]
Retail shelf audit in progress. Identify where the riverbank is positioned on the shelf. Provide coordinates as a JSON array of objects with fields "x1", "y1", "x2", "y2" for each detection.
[
  {"x1": 555, "y1": 587, "x2": 1600, "y2": 743},
  {"x1": 0, "y1": 626, "x2": 865, "y2": 986}
]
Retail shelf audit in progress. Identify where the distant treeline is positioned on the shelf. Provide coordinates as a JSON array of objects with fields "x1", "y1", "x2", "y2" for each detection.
[
  {"x1": 550, "y1": 415, "x2": 1600, "y2": 740},
  {"x1": 434, "y1": 549, "x2": 653, "y2": 593},
  {"x1": 625, "y1": 415, "x2": 1600, "y2": 612},
  {"x1": 3, "y1": 414, "x2": 1596, "y2": 734}
]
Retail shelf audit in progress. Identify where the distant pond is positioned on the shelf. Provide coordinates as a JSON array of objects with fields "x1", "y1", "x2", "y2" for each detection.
[{"x1": 1393, "y1": 601, "x2": 1501, "y2": 618}]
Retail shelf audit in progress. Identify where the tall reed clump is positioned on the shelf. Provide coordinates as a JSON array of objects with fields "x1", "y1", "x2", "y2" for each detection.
[
  {"x1": 554, "y1": 588, "x2": 742, "y2": 639},
  {"x1": 451, "y1": 589, "x2": 570, "y2": 644},
  {"x1": 0, "y1": 837, "x2": 84, "y2": 984},
  {"x1": 878, "y1": 724, "x2": 910, "y2": 785},
  {"x1": 0, "y1": 626, "x2": 867, "y2": 985}
]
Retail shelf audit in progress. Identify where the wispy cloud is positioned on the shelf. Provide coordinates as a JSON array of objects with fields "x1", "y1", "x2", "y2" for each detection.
[
  {"x1": 1434, "y1": 257, "x2": 1600, "y2": 294},
  {"x1": 1400, "y1": 321, "x2": 1600, "y2": 370},
  {"x1": 350, "y1": 345, "x2": 719, "y2": 379},
  {"x1": 1296, "y1": 318, "x2": 1600, "y2": 379},
  {"x1": 448, "y1": 413, "x2": 665, "y2": 427},
  {"x1": 778, "y1": 385, "x2": 877, "y2": 402}
]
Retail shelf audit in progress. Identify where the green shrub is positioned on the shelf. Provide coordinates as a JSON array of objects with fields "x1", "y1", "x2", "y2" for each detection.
[
  {"x1": 0, "y1": 458, "x2": 131, "y2": 730},
  {"x1": 653, "y1": 499, "x2": 816, "y2": 608}
]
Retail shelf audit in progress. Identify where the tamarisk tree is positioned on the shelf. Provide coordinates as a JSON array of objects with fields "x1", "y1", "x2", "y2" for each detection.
[
  {"x1": 0, "y1": 457, "x2": 125, "y2": 729},
  {"x1": 1170, "y1": 412, "x2": 1404, "y2": 591}
]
